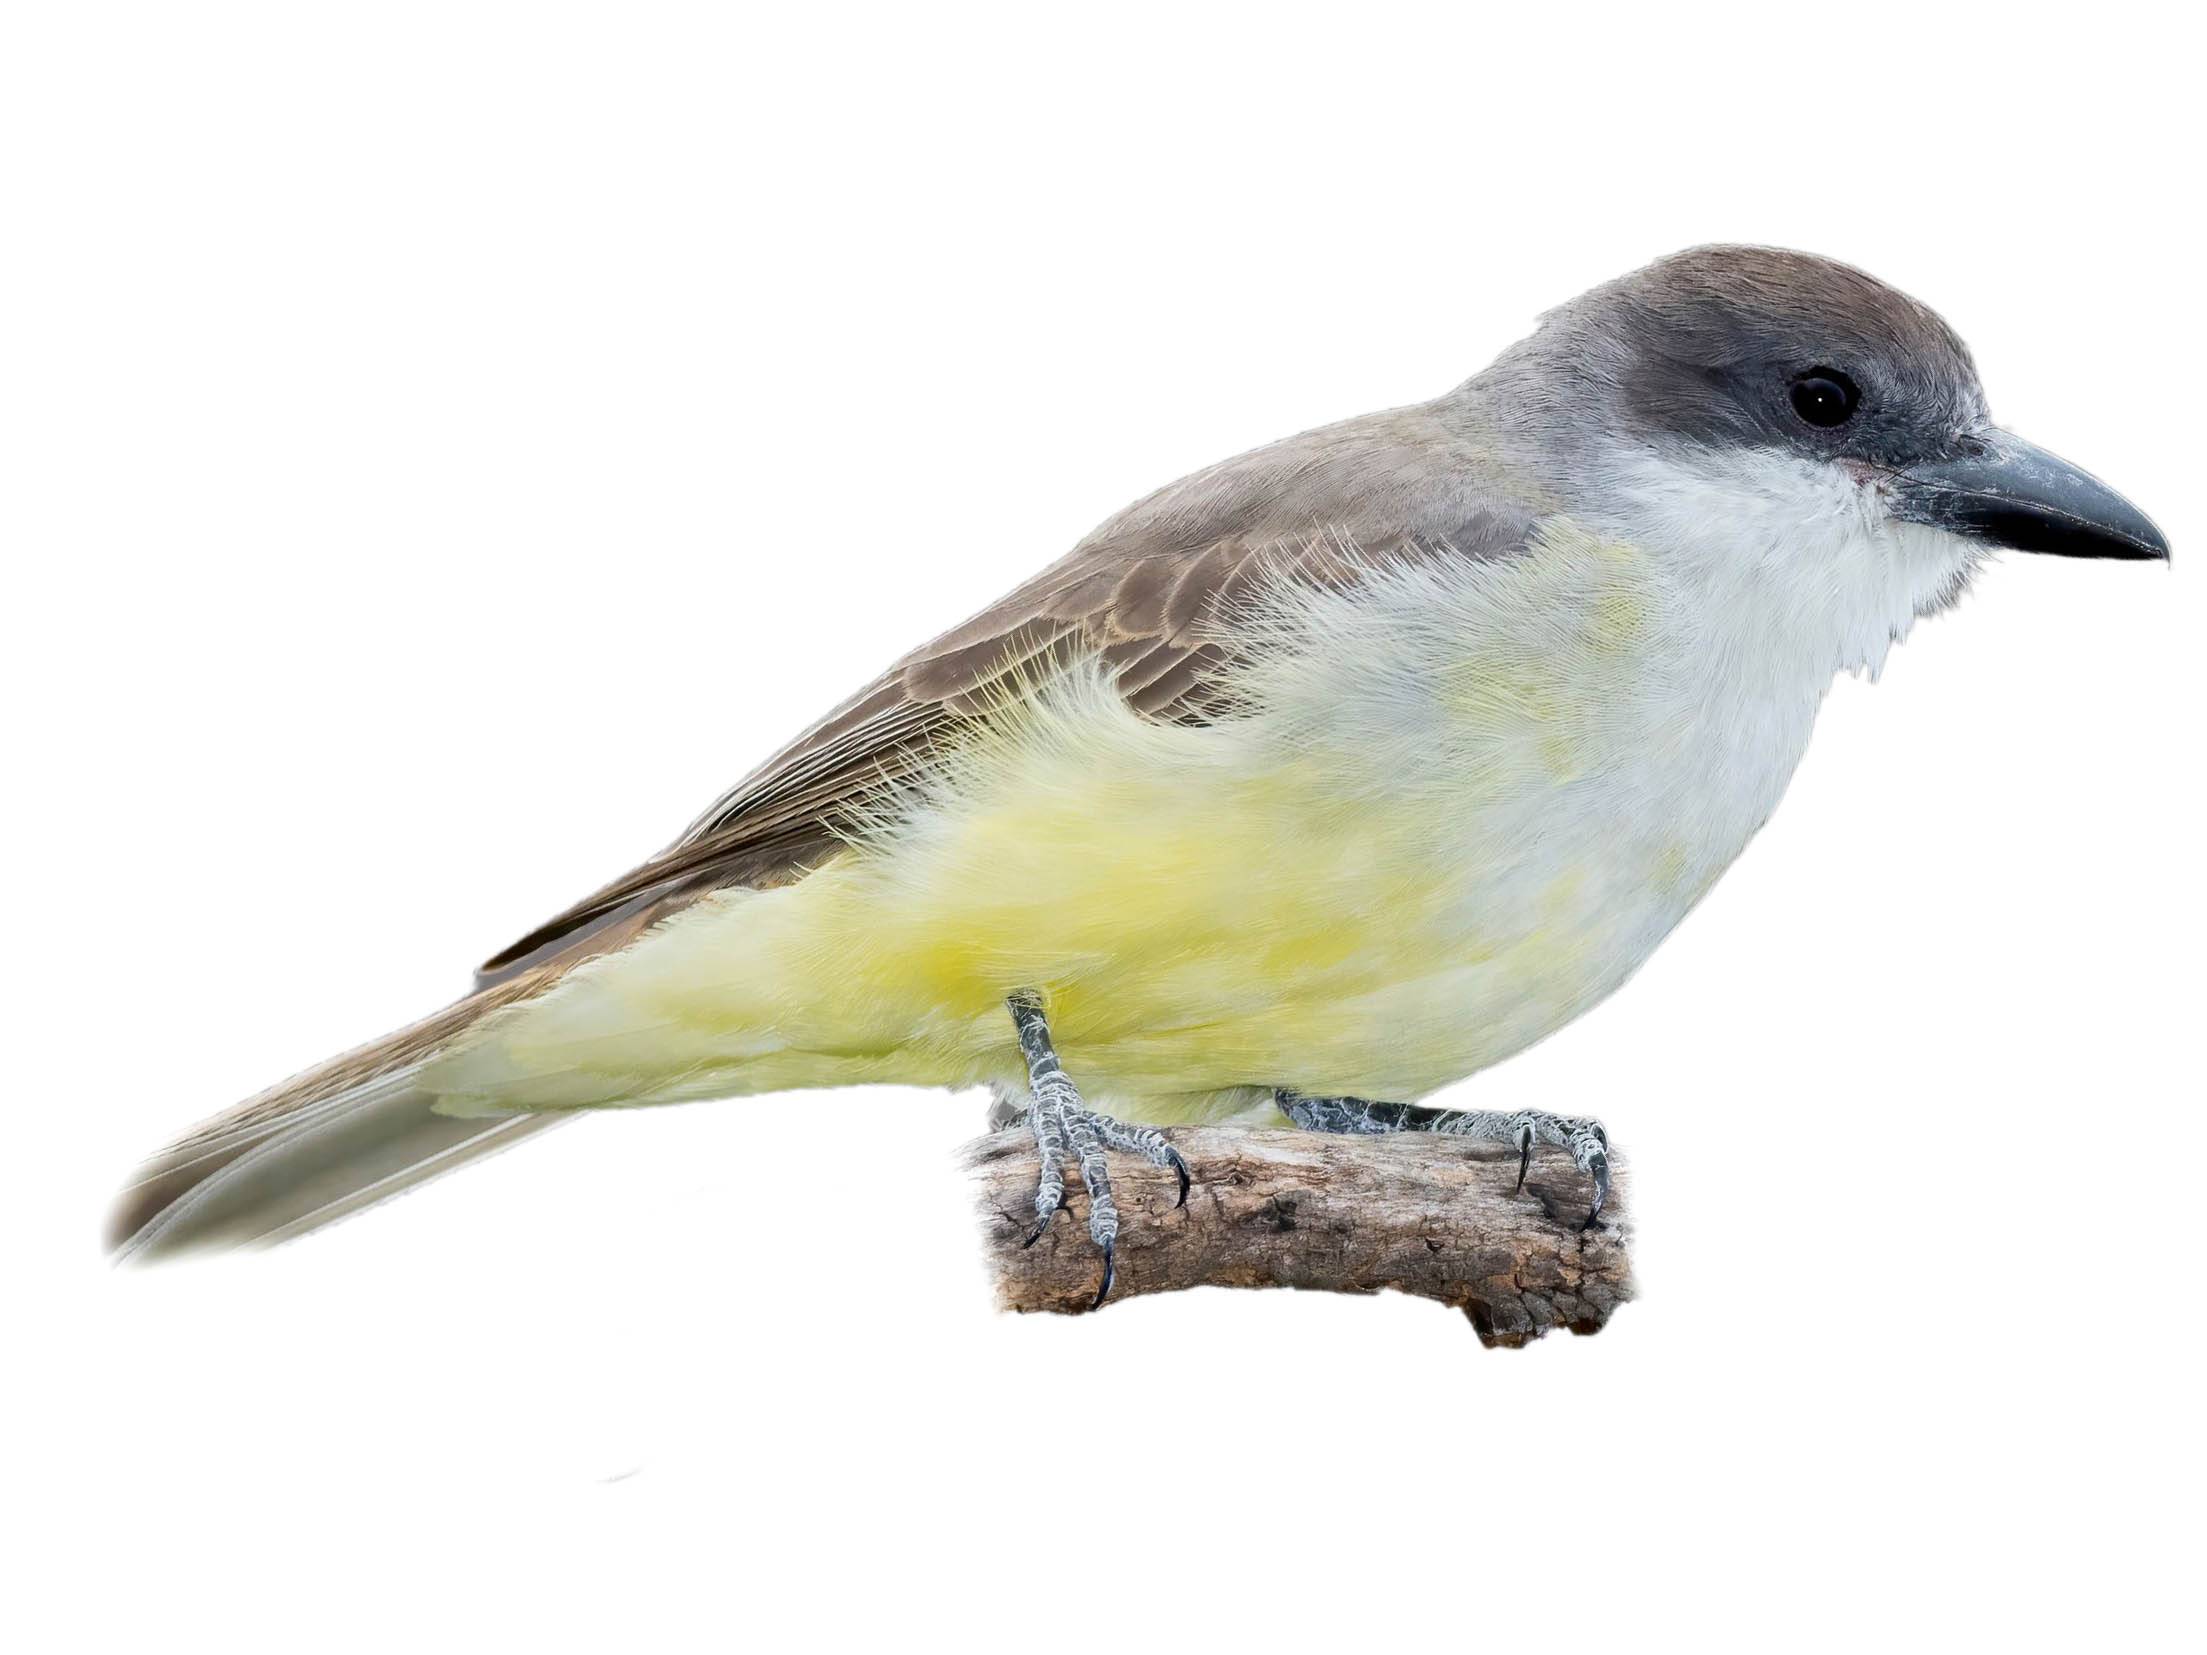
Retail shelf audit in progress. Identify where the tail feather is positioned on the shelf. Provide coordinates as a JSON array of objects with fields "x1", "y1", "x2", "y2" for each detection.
[{"x1": 107, "y1": 995, "x2": 568, "y2": 1264}]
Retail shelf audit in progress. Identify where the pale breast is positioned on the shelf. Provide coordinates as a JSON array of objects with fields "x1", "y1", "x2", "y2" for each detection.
[
  {"x1": 1102, "y1": 517, "x2": 1826, "y2": 1105},
  {"x1": 421, "y1": 522, "x2": 1826, "y2": 1121}
]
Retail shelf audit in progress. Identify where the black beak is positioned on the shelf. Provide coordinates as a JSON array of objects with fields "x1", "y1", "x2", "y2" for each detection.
[{"x1": 1886, "y1": 432, "x2": 2169, "y2": 562}]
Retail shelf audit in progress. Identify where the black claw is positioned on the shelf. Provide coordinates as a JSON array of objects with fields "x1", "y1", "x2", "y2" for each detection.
[
  {"x1": 1581, "y1": 1149, "x2": 1611, "y2": 1232},
  {"x1": 1022, "y1": 1200, "x2": 1062, "y2": 1248},
  {"x1": 1090, "y1": 1239, "x2": 1116, "y2": 1309},
  {"x1": 1166, "y1": 1146, "x2": 1191, "y2": 1209},
  {"x1": 1514, "y1": 1127, "x2": 1533, "y2": 1194}
]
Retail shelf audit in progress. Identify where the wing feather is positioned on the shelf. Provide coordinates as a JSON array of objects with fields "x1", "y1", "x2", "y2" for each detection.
[{"x1": 476, "y1": 402, "x2": 1541, "y2": 982}]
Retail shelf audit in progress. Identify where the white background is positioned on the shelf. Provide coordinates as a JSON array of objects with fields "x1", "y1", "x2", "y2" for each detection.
[{"x1": 6, "y1": 4, "x2": 2199, "y2": 1650}]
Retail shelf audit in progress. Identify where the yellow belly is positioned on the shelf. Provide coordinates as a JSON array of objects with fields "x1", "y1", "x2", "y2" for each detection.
[
  {"x1": 422, "y1": 767, "x2": 1537, "y2": 1120},
  {"x1": 422, "y1": 720, "x2": 1663, "y2": 1127},
  {"x1": 419, "y1": 531, "x2": 1739, "y2": 1125}
]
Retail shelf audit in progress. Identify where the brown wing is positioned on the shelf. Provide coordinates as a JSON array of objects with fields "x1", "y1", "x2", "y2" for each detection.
[{"x1": 476, "y1": 402, "x2": 1539, "y2": 983}]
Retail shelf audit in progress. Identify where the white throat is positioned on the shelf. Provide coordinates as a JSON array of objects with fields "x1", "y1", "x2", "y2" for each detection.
[{"x1": 1586, "y1": 444, "x2": 1985, "y2": 687}]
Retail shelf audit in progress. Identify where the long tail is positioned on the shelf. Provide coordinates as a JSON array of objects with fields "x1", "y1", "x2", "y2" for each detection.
[{"x1": 107, "y1": 992, "x2": 567, "y2": 1264}]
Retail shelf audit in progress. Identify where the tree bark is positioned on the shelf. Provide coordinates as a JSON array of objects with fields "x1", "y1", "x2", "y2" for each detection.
[{"x1": 966, "y1": 1124, "x2": 1633, "y2": 1345}]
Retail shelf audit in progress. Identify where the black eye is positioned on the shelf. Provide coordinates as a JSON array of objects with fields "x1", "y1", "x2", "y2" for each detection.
[{"x1": 1789, "y1": 367, "x2": 1860, "y2": 429}]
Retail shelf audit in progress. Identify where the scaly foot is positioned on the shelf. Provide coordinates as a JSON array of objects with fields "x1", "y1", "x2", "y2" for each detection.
[
  {"x1": 1276, "y1": 1090, "x2": 1612, "y2": 1229},
  {"x1": 1007, "y1": 993, "x2": 1189, "y2": 1307}
]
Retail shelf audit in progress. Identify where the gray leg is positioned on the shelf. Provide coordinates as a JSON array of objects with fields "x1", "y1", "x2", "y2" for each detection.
[
  {"x1": 1277, "y1": 1090, "x2": 1613, "y2": 1230},
  {"x1": 1007, "y1": 991, "x2": 1190, "y2": 1308}
]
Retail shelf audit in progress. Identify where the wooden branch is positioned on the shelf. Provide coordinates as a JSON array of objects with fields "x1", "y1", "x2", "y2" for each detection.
[{"x1": 966, "y1": 1125, "x2": 1633, "y2": 1345}]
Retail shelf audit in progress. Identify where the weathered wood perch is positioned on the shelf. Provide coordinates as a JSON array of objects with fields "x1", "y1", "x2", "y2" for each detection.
[{"x1": 967, "y1": 1125, "x2": 1632, "y2": 1345}]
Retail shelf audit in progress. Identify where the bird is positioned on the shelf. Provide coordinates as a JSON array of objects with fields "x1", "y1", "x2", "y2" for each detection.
[{"x1": 108, "y1": 246, "x2": 2169, "y2": 1304}]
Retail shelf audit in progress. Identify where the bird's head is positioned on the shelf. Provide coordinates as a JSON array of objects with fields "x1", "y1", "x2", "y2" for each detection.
[{"x1": 1477, "y1": 245, "x2": 2168, "y2": 673}]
